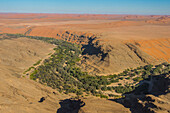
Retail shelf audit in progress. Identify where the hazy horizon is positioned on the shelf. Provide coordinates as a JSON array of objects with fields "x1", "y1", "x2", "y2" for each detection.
[
  {"x1": 1, "y1": 0, "x2": 170, "y2": 15},
  {"x1": 0, "y1": 12, "x2": 170, "y2": 16}
]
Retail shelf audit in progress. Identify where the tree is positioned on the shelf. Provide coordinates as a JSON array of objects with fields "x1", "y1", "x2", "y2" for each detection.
[{"x1": 101, "y1": 85, "x2": 107, "y2": 91}]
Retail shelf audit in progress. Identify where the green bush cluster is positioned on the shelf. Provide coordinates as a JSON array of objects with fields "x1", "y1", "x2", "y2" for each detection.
[
  {"x1": 23, "y1": 67, "x2": 34, "y2": 74},
  {"x1": 24, "y1": 35, "x2": 111, "y2": 95},
  {"x1": 114, "y1": 85, "x2": 135, "y2": 94},
  {"x1": 3, "y1": 33, "x2": 170, "y2": 96},
  {"x1": 133, "y1": 77, "x2": 143, "y2": 82},
  {"x1": 33, "y1": 60, "x2": 42, "y2": 66}
]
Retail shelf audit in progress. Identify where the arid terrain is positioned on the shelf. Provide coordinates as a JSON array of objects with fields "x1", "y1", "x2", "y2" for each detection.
[
  {"x1": 0, "y1": 13, "x2": 169, "y2": 74},
  {"x1": 0, "y1": 36, "x2": 130, "y2": 113},
  {"x1": 0, "y1": 13, "x2": 170, "y2": 113}
]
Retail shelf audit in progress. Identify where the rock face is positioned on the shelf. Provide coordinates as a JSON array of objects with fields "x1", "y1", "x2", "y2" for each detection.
[
  {"x1": 125, "y1": 39, "x2": 170, "y2": 63},
  {"x1": 118, "y1": 73, "x2": 170, "y2": 113},
  {"x1": 31, "y1": 30, "x2": 168, "y2": 75},
  {"x1": 80, "y1": 38, "x2": 158, "y2": 74},
  {"x1": 28, "y1": 30, "x2": 169, "y2": 74}
]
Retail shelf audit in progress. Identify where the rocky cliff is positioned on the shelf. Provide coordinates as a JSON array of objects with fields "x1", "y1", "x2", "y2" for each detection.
[{"x1": 25, "y1": 30, "x2": 170, "y2": 74}]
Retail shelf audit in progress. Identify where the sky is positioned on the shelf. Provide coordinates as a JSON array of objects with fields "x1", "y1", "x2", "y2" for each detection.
[{"x1": 0, "y1": 0, "x2": 170, "y2": 15}]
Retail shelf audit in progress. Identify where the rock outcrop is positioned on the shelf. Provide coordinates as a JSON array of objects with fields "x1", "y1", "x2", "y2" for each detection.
[{"x1": 118, "y1": 73, "x2": 170, "y2": 113}]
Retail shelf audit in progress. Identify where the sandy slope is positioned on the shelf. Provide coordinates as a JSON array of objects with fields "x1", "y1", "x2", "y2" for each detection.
[
  {"x1": 0, "y1": 37, "x2": 66, "y2": 113},
  {"x1": 0, "y1": 37, "x2": 130, "y2": 113}
]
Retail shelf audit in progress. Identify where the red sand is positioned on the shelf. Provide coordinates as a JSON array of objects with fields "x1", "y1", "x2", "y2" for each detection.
[{"x1": 0, "y1": 13, "x2": 170, "y2": 62}]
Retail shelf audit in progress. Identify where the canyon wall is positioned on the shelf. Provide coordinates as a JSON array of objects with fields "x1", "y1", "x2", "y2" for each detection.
[{"x1": 25, "y1": 29, "x2": 170, "y2": 74}]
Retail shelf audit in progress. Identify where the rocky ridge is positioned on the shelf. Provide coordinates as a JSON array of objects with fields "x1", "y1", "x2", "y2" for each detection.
[{"x1": 27, "y1": 30, "x2": 169, "y2": 74}]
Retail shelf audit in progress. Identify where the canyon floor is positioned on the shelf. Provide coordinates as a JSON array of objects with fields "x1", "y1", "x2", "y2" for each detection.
[
  {"x1": 0, "y1": 36, "x2": 130, "y2": 113},
  {"x1": 0, "y1": 14, "x2": 170, "y2": 113}
]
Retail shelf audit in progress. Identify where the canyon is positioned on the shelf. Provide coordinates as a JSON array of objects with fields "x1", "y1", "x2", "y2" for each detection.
[
  {"x1": 0, "y1": 14, "x2": 169, "y2": 74},
  {"x1": 0, "y1": 13, "x2": 170, "y2": 113}
]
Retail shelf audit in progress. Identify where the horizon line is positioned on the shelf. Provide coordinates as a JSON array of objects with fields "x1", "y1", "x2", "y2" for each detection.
[{"x1": 0, "y1": 12, "x2": 169, "y2": 16}]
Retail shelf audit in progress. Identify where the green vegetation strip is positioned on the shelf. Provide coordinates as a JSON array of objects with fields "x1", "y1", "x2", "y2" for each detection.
[
  {"x1": 2, "y1": 33, "x2": 170, "y2": 98},
  {"x1": 33, "y1": 60, "x2": 42, "y2": 66}
]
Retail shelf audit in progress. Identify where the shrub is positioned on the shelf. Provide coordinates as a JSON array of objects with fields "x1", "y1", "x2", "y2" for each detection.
[
  {"x1": 33, "y1": 60, "x2": 42, "y2": 66},
  {"x1": 110, "y1": 79, "x2": 119, "y2": 83},
  {"x1": 118, "y1": 83, "x2": 122, "y2": 86},
  {"x1": 126, "y1": 77, "x2": 130, "y2": 80},
  {"x1": 108, "y1": 94, "x2": 115, "y2": 97},
  {"x1": 114, "y1": 86, "x2": 134, "y2": 94},
  {"x1": 133, "y1": 77, "x2": 143, "y2": 82},
  {"x1": 100, "y1": 94, "x2": 108, "y2": 99},
  {"x1": 23, "y1": 66, "x2": 34, "y2": 74},
  {"x1": 107, "y1": 86, "x2": 112, "y2": 91},
  {"x1": 101, "y1": 86, "x2": 107, "y2": 91}
]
